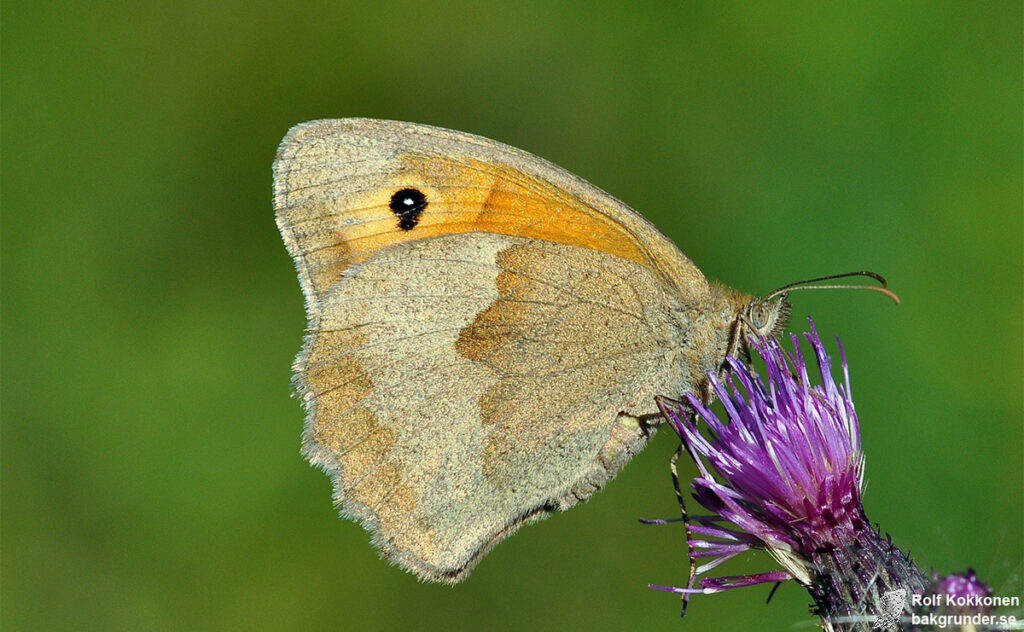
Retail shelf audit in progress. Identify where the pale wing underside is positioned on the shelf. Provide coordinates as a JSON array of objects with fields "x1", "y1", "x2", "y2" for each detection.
[
  {"x1": 273, "y1": 119, "x2": 702, "y2": 581},
  {"x1": 298, "y1": 233, "x2": 684, "y2": 581}
]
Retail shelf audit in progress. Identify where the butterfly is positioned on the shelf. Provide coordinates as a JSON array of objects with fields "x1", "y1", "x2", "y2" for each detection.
[{"x1": 273, "y1": 118, "x2": 793, "y2": 583}]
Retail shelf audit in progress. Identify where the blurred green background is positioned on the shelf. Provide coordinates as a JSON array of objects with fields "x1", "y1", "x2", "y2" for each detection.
[{"x1": 4, "y1": 2, "x2": 1021, "y2": 630}]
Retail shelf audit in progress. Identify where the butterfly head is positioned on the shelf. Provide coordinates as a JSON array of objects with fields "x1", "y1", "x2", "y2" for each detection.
[
  {"x1": 716, "y1": 292, "x2": 790, "y2": 370},
  {"x1": 701, "y1": 284, "x2": 790, "y2": 375},
  {"x1": 741, "y1": 294, "x2": 792, "y2": 342}
]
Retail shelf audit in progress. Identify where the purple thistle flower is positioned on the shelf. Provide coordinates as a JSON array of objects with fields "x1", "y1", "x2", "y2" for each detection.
[
  {"x1": 935, "y1": 570, "x2": 993, "y2": 611},
  {"x1": 648, "y1": 321, "x2": 1012, "y2": 631},
  {"x1": 925, "y1": 570, "x2": 1013, "y2": 631}
]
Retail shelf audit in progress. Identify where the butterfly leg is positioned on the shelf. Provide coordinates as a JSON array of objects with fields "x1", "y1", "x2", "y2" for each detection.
[
  {"x1": 655, "y1": 394, "x2": 699, "y2": 616},
  {"x1": 669, "y1": 442, "x2": 698, "y2": 616}
]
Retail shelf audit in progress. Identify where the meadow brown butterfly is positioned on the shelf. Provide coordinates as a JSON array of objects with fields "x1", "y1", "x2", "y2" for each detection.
[{"x1": 274, "y1": 119, "x2": 874, "y2": 583}]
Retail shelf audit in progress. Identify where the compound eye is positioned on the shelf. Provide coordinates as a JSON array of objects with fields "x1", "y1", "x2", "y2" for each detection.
[{"x1": 748, "y1": 304, "x2": 769, "y2": 331}]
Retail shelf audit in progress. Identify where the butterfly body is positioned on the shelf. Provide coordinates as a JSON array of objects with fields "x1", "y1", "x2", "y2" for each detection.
[{"x1": 274, "y1": 119, "x2": 788, "y2": 582}]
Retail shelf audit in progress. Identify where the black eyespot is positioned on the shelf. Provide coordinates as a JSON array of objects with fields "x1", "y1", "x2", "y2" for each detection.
[{"x1": 389, "y1": 188, "x2": 427, "y2": 231}]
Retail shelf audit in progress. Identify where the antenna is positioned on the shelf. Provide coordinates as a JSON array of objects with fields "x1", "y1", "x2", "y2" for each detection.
[{"x1": 763, "y1": 270, "x2": 900, "y2": 304}]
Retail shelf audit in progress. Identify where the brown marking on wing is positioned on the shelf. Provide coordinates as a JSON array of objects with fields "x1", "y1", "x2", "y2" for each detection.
[{"x1": 452, "y1": 241, "x2": 667, "y2": 481}]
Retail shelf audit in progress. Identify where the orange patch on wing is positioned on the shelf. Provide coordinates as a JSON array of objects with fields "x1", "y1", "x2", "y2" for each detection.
[
  {"x1": 279, "y1": 154, "x2": 660, "y2": 299},
  {"x1": 403, "y1": 155, "x2": 655, "y2": 270}
]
